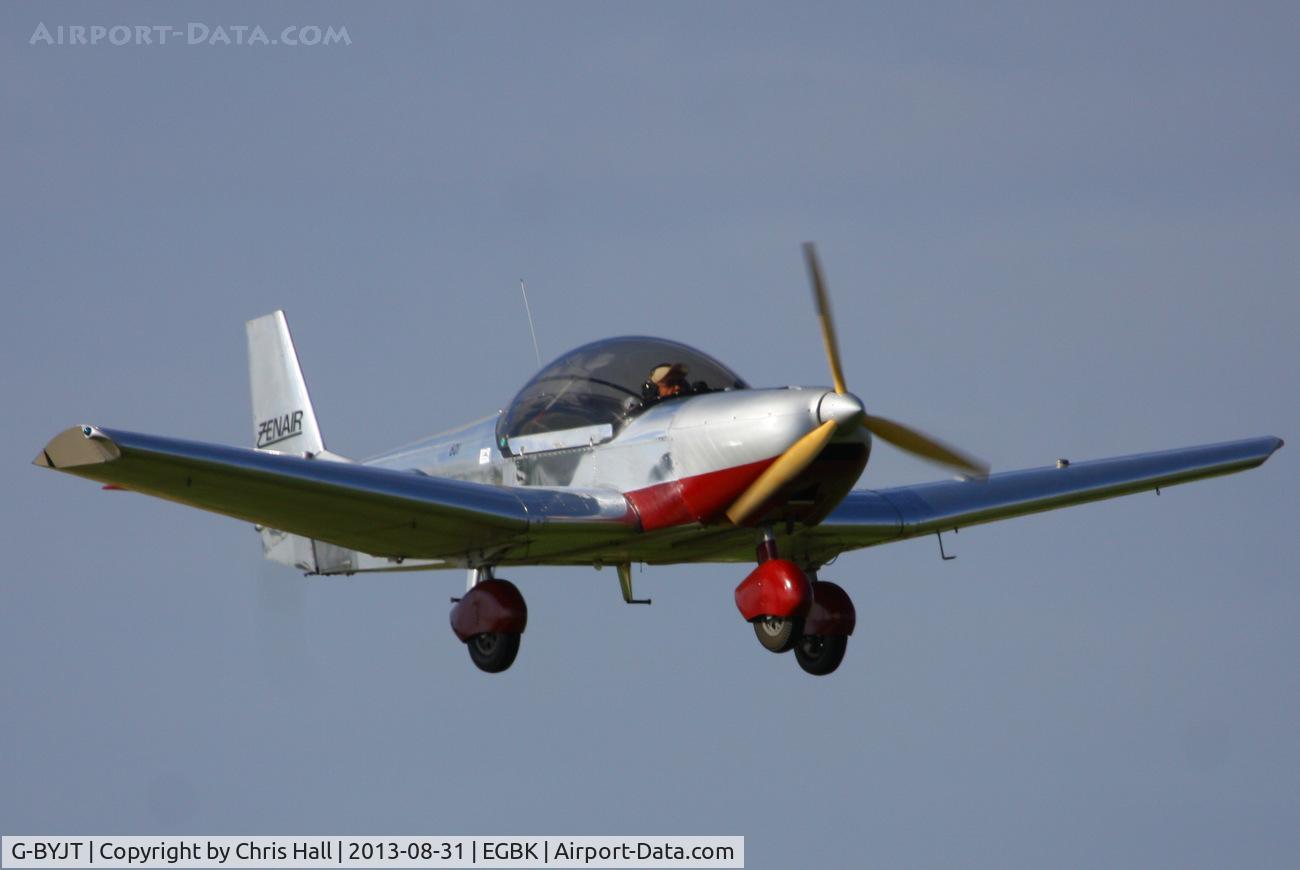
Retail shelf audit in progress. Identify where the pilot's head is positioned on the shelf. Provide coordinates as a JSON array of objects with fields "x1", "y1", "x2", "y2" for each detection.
[{"x1": 650, "y1": 362, "x2": 689, "y2": 399}]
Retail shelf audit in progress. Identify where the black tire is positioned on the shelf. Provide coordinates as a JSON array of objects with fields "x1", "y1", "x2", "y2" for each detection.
[
  {"x1": 794, "y1": 633, "x2": 848, "y2": 676},
  {"x1": 467, "y1": 632, "x2": 521, "y2": 673},
  {"x1": 753, "y1": 617, "x2": 801, "y2": 653}
]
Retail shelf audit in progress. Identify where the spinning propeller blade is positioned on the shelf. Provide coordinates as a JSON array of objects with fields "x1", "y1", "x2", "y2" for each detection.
[
  {"x1": 726, "y1": 421, "x2": 839, "y2": 525},
  {"x1": 725, "y1": 243, "x2": 988, "y2": 525},
  {"x1": 861, "y1": 413, "x2": 989, "y2": 479},
  {"x1": 805, "y1": 242, "x2": 849, "y2": 396}
]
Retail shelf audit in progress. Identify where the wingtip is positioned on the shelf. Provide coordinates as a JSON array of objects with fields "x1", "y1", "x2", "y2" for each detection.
[{"x1": 33, "y1": 425, "x2": 121, "y2": 470}]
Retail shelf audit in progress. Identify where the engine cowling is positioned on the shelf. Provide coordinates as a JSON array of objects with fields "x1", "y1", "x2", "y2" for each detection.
[
  {"x1": 734, "y1": 558, "x2": 812, "y2": 622},
  {"x1": 450, "y1": 578, "x2": 528, "y2": 642}
]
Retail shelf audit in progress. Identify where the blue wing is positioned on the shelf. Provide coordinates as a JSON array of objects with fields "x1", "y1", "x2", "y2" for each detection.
[
  {"x1": 34, "y1": 426, "x2": 635, "y2": 565},
  {"x1": 797, "y1": 436, "x2": 1283, "y2": 562},
  {"x1": 35, "y1": 426, "x2": 1282, "y2": 569}
]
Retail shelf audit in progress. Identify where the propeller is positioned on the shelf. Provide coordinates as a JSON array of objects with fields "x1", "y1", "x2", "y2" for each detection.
[
  {"x1": 725, "y1": 243, "x2": 988, "y2": 525},
  {"x1": 724, "y1": 420, "x2": 839, "y2": 526}
]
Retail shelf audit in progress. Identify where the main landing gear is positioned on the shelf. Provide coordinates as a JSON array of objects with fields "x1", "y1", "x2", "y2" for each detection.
[
  {"x1": 467, "y1": 631, "x2": 521, "y2": 673},
  {"x1": 793, "y1": 633, "x2": 849, "y2": 676},
  {"x1": 735, "y1": 533, "x2": 856, "y2": 676},
  {"x1": 450, "y1": 550, "x2": 855, "y2": 675},
  {"x1": 450, "y1": 568, "x2": 527, "y2": 674}
]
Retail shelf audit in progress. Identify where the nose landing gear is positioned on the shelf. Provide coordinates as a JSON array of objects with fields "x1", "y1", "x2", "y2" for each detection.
[
  {"x1": 735, "y1": 534, "x2": 856, "y2": 675},
  {"x1": 754, "y1": 616, "x2": 801, "y2": 653}
]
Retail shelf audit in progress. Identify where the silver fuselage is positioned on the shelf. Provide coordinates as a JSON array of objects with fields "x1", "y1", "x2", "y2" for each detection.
[{"x1": 365, "y1": 386, "x2": 871, "y2": 499}]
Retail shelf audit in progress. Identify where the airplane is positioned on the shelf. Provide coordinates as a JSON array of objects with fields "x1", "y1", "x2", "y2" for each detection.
[{"x1": 34, "y1": 244, "x2": 1283, "y2": 676}]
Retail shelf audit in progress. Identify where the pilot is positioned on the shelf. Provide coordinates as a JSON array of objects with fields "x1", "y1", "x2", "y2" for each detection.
[{"x1": 647, "y1": 362, "x2": 690, "y2": 400}]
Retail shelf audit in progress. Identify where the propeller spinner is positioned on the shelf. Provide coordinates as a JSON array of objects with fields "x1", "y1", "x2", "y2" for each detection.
[{"x1": 725, "y1": 243, "x2": 989, "y2": 525}]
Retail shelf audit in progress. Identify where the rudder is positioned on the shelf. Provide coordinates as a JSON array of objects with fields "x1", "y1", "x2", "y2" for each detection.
[{"x1": 246, "y1": 311, "x2": 326, "y2": 456}]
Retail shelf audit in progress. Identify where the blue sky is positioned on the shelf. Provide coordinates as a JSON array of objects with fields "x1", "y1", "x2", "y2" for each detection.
[{"x1": 3, "y1": 3, "x2": 1297, "y2": 867}]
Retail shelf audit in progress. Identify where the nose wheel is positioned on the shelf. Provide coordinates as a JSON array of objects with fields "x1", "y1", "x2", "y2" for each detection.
[
  {"x1": 735, "y1": 537, "x2": 855, "y2": 675},
  {"x1": 753, "y1": 616, "x2": 802, "y2": 653}
]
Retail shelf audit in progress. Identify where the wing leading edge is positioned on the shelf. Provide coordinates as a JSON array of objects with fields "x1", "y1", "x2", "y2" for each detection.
[{"x1": 34, "y1": 426, "x2": 636, "y2": 564}]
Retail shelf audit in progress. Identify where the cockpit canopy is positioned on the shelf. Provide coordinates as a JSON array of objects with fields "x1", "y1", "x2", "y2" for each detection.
[{"x1": 497, "y1": 336, "x2": 749, "y2": 448}]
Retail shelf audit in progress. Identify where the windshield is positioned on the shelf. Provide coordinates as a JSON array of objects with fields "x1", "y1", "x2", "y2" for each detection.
[{"x1": 497, "y1": 336, "x2": 748, "y2": 447}]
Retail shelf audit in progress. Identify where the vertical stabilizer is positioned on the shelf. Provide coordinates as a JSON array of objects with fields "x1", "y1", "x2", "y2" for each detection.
[{"x1": 246, "y1": 311, "x2": 326, "y2": 456}]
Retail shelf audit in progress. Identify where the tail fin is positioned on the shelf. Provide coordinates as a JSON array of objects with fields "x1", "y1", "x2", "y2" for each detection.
[{"x1": 246, "y1": 311, "x2": 326, "y2": 456}]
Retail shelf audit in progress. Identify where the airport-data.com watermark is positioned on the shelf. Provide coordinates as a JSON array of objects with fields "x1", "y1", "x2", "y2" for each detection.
[{"x1": 29, "y1": 21, "x2": 352, "y2": 47}]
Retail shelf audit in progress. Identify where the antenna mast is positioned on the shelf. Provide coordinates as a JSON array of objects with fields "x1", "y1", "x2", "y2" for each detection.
[{"x1": 519, "y1": 278, "x2": 542, "y2": 368}]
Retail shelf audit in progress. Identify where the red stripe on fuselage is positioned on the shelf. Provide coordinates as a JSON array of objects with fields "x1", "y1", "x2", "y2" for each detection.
[{"x1": 625, "y1": 456, "x2": 777, "y2": 531}]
